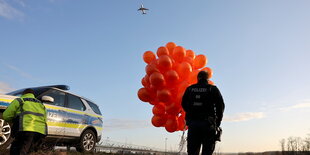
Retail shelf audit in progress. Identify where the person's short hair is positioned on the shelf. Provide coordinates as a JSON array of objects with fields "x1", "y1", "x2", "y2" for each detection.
[
  {"x1": 22, "y1": 88, "x2": 34, "y2": 95},
  {"x1": 197, "y1": 70, "x2": 209, "y2": 81}
]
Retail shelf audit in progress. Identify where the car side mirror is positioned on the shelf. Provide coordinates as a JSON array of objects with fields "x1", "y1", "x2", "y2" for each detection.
[{"x1": 41, "y1": 96, "x2": 54, "y2": 103}]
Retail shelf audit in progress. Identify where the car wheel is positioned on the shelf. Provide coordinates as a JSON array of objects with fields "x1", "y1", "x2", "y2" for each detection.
[
  {"x1": 76, "y1": 129, "x2": 96, "y2": 152},
  {"x1": 0, "y1": 114, "x2": 13, "y2": 149}
]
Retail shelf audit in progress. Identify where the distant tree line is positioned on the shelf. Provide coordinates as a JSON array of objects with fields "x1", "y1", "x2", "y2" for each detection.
[
  {"x1": 236, "y1": 152, "x2": 282, "y2": 155},
  {"x1": 279, "y1": 133, "x2": 310, "y2": 155}
]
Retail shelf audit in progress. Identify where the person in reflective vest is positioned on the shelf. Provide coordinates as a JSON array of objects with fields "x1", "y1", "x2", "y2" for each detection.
[
  {"x1": 3, "y1": 88, "x2": 47, "y2": 155},
  {"x1": 182, "y1": 71, "x2": 225, "y2": 155}
]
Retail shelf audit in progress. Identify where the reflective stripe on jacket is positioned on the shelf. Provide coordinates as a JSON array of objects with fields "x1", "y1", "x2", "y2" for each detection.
[{"x1": 3, "y1": 93, "x2": 47, "y2": 135}]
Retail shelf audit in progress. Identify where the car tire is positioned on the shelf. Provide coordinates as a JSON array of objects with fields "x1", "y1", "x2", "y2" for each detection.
[
  {"x1": 76, "y1": 129, "x2": 96, "y2": 153},
  {"x1": 0, "y1": 113, "x2": 13, "y2": 150}
]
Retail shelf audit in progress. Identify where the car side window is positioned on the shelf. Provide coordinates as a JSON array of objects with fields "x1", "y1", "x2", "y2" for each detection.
[
  {"x1": 43, "y1": 90, "x2": 65, "y2": 107},
  {"x1": 87, "y1": 100, "x2": 102, "y2": 115},
  {"x1": 67, "y1": 94, "x2": 85, "y2": 111}
]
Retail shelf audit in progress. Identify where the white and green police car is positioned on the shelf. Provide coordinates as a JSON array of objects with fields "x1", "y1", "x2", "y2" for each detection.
[{"x1": 0, "y1": 85, "x2": 103, "y2": 152}]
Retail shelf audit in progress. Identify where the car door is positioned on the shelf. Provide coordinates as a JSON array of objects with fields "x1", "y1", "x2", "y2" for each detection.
[
  {"x1": 42, "y1": 89, "x2": 66, "y2": 136},
  {"x1": 63, "y1": 94, "x2": 87, "y2": 137}
]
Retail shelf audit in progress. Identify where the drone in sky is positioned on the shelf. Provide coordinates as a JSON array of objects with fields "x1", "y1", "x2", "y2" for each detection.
[{"x1": 138, "y1": 4, "x2": 149, "y2": 14}]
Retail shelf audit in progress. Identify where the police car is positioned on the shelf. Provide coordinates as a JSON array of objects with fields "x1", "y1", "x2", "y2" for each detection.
[{"x1": 0, "y1": 85, "x2": 103, "y2": 152}]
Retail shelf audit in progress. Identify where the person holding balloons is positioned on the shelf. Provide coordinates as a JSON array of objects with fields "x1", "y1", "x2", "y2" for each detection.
[{"x1": 181, "y1": 70, "x2": 225, "y2": 155}]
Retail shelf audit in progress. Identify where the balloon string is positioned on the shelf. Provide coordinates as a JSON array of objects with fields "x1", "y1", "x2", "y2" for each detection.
[{"x1": 178, "y1": 124, "x2": 187, "y2": 154}]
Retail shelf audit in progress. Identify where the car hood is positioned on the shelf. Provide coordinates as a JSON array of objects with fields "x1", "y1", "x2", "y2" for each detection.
[{"x1": 0, "y1": 94, "x2": 17, "y2": 109}]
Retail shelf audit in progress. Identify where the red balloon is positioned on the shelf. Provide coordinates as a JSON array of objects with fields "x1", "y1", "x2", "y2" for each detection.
[
  {"x1": 177, "y1": 116, "x2": 186, "y2": 131},
  {"x1": 172, "y1": 46, "x2": 186, "y2": 63},
  {"x1": 165, "y1": 116, "x2": 179, "y2": 133},
  {"x1": 193, "y1": 55, "x2": 207, "y2": 69},
  {"x1": 141, "y1": 75, "x2": 150, "y2": 88},
  {"x1": 152, "y1": 115, "x2": 167, "y2": 127},
  {"x1": 179, "y1": 81, "x2": 189, "y2": 93},
  {"x1": 189, "y1": 69, "x2": 200, "y2": 84},
  {"x1": 165, "y1": 102, "x2": 181, "y2": 115},
  {"x1": 208, "y1": 80, "x2": 215, "y2": 85},
  {"x1": 137, "y1": 88, "x2": 152, "y2": 102},
  {"x1": 186, "y1": 50, "x2": 195, "y2": 59},
  {"x1": 147, "y1": 86, "x2": 157, "y2": 100},
  {"x1": 175, "y1": 93, "x2": 183, "y2": 106},
  {"x1": 180, "y1": 110, "x2": 186, "y2": 116},
  {"x1": 141, "y1": 78, "x2": 146, "y2": 87},
  {"x1": 152, "y1": 102, "x2": 166, "y2": 115},
  {"x1": 157, "y1": 46, "x2": 170, "y2": 57},
  {"x1": 149, "y1": 72, "x2": 165, "y2": 88},
  {"x1": 145, "y1": 64, "x2": 159, "y2": 76},
  {"x1": 143, "y1": 51, "x2": 156, "y2": 64},
  {"x1": 183, "y1": 56, "x2": 194, "y2": 66},
  {"x1": 157, "y1": 55, "x2": 173, "y2": 71},
  {"x1": 165, "y1": 70, "x2": 180, "y2": 85},
  {"x1": 157, "y1": 89, "x2": 172, "y2": 103},
  {"x1": 176, "y1": 62, "x2": 192, "y2": 79},
  {"x1": 149, "y1": 101, "x2": 157, "y2": 105},
  {"x1": 169, "y1": 87, "x2": 179, "y2": 99},
  {"x1": 166, "y1": 42, "x2": 177, "y2": 54}
]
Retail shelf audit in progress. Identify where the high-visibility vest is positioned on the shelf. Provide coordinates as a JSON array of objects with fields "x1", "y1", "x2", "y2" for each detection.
[
  {"x1": 17, "y1": 97, "x2": 47, "y2": 135},
  {"x1": 4, "y1": 93, "x2": 47, "y2": 135}
]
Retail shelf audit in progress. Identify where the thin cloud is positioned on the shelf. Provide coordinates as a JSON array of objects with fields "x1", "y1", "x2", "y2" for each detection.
[
  {"x1": 0, "y1": 82, "x2": 14, "y2": 94},
  {"x1": 0, "y1": 0, "x2": 23, "y2": 19},
  {"x1": 48, "y1": 0, "x2": 62, "y2": 2},
  {"x1": 223, "y1": 112, "x2": 265, "y2": 122},
  {"x1": 3, "y1": 63, "x2": 38, "y2": 81},
  {"x1": 13, "y1": 0, "x2": 26, "y2": 8},
  {"x1": 104, "y1": 119, "x2": 150, "y2": 131},
  {"x1": 280, "y1": 100, "x2": 310, "y2": 112},
  {"x1": 1, "y1": 62, "x2": 44, "y2": 83}
]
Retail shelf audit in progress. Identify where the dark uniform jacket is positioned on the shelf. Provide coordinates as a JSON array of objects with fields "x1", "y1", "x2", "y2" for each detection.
[{"x1": 181, "y1": 80, "x2": 225, "y2": 126}]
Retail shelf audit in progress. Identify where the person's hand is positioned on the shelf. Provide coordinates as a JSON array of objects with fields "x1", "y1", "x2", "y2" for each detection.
[{"x1": 215, "y1": 127, "x2": 222, "y2": 142}]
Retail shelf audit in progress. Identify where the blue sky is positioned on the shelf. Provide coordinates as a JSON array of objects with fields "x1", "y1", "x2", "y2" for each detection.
[{"x1": 1, "y1": 0, "x2": 310, "y2": 153}]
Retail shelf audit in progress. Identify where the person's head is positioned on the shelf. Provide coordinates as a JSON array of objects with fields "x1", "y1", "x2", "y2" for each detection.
[
  {"x1": 22, "y1": 88, "x2": 34, "y2": 95},
  {"x1": 197, "y1": 70, "x2": 209, "y2": 82}
]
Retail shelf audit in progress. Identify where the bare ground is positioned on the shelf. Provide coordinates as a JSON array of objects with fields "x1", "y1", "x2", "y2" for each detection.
[{"x1": 0, "y1": 150, "x2": 118, "y2": 155}]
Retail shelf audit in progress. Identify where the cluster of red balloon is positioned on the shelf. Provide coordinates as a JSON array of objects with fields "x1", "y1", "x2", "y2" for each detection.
[{"x1": 137, "y1": 42, "x2": 214, "y2": 133}]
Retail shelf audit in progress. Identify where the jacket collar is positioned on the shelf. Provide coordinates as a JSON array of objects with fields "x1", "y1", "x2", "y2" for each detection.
[
  {"x1": 21, "y1": 93, "x2": 35, "y2": 98},
  {"x1": 197, "y1": 79, "x2": 208, "y2": 85}
]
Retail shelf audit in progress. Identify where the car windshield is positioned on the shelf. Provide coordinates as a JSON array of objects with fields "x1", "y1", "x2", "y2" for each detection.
[{"x1": 7, "y1": 87, "x2": 51, "y2": 97}]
